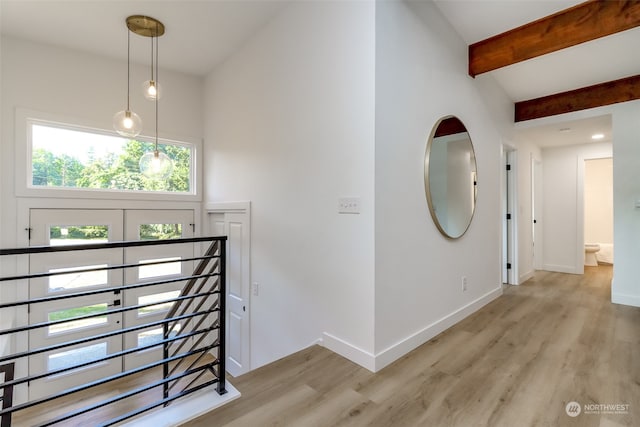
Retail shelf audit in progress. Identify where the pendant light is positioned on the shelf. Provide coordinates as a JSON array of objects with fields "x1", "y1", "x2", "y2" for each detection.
[
  {"x1": 130, "y1": 15, "x2": 173, "y2": 179},
  {"x1": 113, "y1": 28, "x2": 142, "y2": 138},
  {"x1": 142, "y1": 35, "x2": 161, "y2": 100}
]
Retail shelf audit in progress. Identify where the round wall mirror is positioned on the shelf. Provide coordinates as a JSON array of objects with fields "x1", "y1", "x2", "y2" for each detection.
[{"x1": 424, "y1": 116, "x2": 477, "y2": 239}]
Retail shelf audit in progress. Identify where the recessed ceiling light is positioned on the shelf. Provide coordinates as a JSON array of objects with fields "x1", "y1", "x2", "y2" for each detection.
[{"x1": 591, "y1": 133, "x2": 605, "y2": 140}]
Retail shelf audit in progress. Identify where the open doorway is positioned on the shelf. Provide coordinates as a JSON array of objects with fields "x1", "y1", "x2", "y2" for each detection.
[
  {"x1": 583, "y1": 157, "x2": 614, "y2": 267},
  {"x1": 515, "y1": 114, "x2": 612, "y2": 276}
]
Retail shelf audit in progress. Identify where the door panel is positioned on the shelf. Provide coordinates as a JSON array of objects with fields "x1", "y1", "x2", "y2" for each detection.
[
  {"x1": 226, "y1": 220, "x2": 246, "y2": 373},
  {"x1": 28, "y1": 209, "x2": 124, "y2": 400},
  {"x1": 122, "y1": 210, "x2": 194, "y2": 370}
]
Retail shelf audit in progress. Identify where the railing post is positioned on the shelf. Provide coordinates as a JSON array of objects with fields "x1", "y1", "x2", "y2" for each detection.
[
  {"x1": 0, "y1": 362, "x2": 15, "y2": 427},
  {"x1": 217, "y1": 239, "x2": 227, "y2": 395},
  {"x1": 162, "y1": 322, "x2": 169, "y2": 404}
]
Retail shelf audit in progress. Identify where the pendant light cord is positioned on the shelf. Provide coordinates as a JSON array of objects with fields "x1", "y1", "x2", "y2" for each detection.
[
  {"x1": 150, "y1": 35, "x2": 155, "y2": 82},
  {"x1": 154, "y1": 29, "x2": 159, "y2": 152},
  {"x1": 126, "y1": 29, "x2": 131, "y2": 111}
]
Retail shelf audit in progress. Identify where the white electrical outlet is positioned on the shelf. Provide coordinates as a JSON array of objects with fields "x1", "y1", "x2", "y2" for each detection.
[
  {"x1": 338, "y1": 197, "x2": 361, "y2": 214},
  {"x1": 252, "y1": 282, "x2": 259, "y2": 296},
  {"x1": 462, "y1": 276, "x2": 468, "y2": 291}
]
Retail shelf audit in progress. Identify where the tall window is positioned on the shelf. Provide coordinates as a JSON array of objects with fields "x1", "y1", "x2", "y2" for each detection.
[{"x1": 29, "y1": 121, "x2": 193, "y2": 194}]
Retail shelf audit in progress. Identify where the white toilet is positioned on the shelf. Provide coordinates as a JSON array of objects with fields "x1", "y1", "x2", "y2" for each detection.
[{"x1": 585, "y1": 244, "x2": 600, "y2": 266}]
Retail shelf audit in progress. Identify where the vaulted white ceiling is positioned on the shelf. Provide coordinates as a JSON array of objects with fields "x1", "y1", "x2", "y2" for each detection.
[{"x1": 0, "y1": 0, "x2": 288, "y2": 76}]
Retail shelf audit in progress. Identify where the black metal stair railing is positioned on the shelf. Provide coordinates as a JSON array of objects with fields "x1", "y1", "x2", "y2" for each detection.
[{"x1": 0, "y1": 236, "x2": 227, "y2": 426}]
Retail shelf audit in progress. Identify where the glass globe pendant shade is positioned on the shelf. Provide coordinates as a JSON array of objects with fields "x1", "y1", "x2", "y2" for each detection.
[
  {"x1": 142, "y1": 80, "x2": 162, "y2": 100},
  {"x1": 139, "y1": 150, "x2": 173, "y2": 180},
  {"x1": 113, "y1": 110, "x2": 142, "y2": 138}
]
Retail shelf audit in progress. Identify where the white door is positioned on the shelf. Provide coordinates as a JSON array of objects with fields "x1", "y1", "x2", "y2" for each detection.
[
  {"x1": 122, "y1": 210, "x2": 195, "y2": 370},
  {"x1": 28, "y1": 209, "x2": 124, "y2": 400},
  {"x1": 209, "y1": 207, "x2": 250, "y2": 376},
  {"x1": 28, "y1": 208, "x2": 197, "y2": 398}
]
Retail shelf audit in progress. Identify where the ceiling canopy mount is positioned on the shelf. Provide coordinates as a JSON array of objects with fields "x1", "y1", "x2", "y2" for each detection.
[{"x1": 126, "y1": 15, "x2": 165, "y2": 38}]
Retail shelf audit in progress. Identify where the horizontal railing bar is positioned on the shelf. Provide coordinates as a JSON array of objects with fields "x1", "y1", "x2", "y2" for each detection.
[
  {"x1": 1, "y1": 343, "x2": 219, "y2": 418},
  {"x1": 0, "y1": 253, "x2": 219, "y2": 284},
  {"x1": 41, "y1": 363, "x2": 218, "y2": 427},
  {"x1": 0, "y1": 272, "x2": 220, "y2": 310},
  {"x1": 0, "y1": 307, "x2": 219, "y2": 364},
  {"x1": 101, "y1": 377, "x2": 220, "y2": 427},
  {"x1": 0, "y1": 236, "x2": 225, "y2": 256},
  {"x1": 0, "y1": 289, "x2": 219, "y2": 336},
  {"x1": 0, "y1": 327, "x2": 219, "y2": 390}
]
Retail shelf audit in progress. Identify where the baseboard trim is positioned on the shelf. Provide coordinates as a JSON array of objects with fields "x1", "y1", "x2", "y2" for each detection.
[
  {"x1": 322, "y1": 286, "x2": 503, "y2": 373},
  {"x1": 542, "y1": 264, "x2": 578, "y2": 274},
  {"x1": 612, "y1": 291, "x2": 640, "y2": 308},
  {"x1": 373, "y1": 286, "x2": 502, "y2": 371},
  {"x1": 519, "y1": 270, "x2": 535, "y2": 284},
  {"x1": 322, "y1": 332, "x2": 376, "y2": 372}
]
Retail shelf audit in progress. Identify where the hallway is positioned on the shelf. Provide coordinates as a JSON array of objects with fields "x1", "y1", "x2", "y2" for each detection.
[{"x1": 186, "y1": 266, "x2": 639, "y2": 426}]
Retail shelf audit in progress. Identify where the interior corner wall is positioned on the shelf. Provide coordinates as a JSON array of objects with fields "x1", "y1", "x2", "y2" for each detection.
[
  {"x1": 373, "y1": 0, "x2": 508, "y2": 366},
  {"x1": 203, "y1": 1, "x2": 376, "y2": 370},
  {"x1": 540, "y1": 141, "x2": 612, "y2": 274}
]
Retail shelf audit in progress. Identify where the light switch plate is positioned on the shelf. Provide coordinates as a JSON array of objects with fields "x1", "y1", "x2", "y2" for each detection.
[{"x1": 338, "y1": 197, "x2": 360, "y2": 214}]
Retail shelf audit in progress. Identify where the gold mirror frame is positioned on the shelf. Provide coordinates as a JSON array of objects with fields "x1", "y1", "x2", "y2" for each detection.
[{"x1": 424, "y1": 115, "x2": 478, "y2": 239}]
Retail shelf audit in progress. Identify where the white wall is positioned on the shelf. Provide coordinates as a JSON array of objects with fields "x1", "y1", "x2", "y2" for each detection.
[
  {"x1": 373, "y1": 0, "x2": 509, "y2": 366},
  {"x1": 540, "y1": 142, "x2": 612, "y2": 273},
  {"x1": 203, "y1": 1, "x2": 376, "y2": 369}
]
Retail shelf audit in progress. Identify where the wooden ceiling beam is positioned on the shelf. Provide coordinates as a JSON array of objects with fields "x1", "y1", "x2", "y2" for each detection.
[
  {"x1": 469, "y1": 0, "x2": 640, "y2": 77},
  {"x1": 514, "y1": 74, "x2": 640, "y2": 122}
]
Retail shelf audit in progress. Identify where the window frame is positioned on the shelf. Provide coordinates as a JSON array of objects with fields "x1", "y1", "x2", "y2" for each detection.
[{"x1": 16, "y1": 109, "x2": 201, "y2": 202}]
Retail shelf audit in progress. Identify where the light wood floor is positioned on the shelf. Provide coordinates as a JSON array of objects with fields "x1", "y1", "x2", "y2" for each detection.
[{"x1": 185, "y1": 266, "x2": 640, "y2": 427}]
